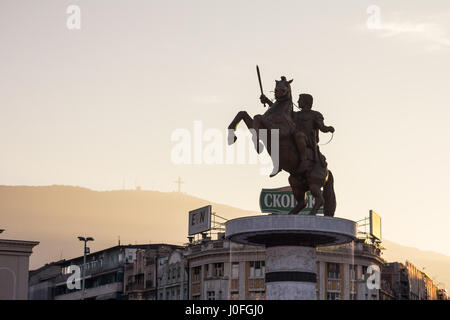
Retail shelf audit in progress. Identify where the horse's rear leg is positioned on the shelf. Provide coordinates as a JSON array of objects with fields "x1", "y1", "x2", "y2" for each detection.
[
  {"x1": 288, "y1": 175, "x2": 308, "y2": 215},
  {"x1": 323, "y1": 170, "x2": 336, "y2": 217},
  {"x1": 309, "y1": 184, "x2": 324, "y2": 216}
]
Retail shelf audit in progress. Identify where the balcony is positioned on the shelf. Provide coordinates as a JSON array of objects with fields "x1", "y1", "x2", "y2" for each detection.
[
  {"x1": 57, "y1": 263, "x2": 119, "y2": 284},
  {"x1": 126, "y1": 282, "x2": 145, "y2": 292},
  {"x1": 55, "y1": 282, "x2": 122, "y2": 300}
]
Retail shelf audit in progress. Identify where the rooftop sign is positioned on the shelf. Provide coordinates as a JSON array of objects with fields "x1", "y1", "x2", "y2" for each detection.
[
  {"x1": 369, "y1": 210, "x2": 382, "y2": 240},
  {"x1": 188, "y1": 205, "x2": 212, "y2": 235}
]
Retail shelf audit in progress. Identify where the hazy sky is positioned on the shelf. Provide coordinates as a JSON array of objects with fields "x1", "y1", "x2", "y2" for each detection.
[{"x1": 1, "y1": 1, "x2": 450, "y2": 256}]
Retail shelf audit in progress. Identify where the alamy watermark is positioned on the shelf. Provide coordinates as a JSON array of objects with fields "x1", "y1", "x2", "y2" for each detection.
[
  {"x1": 66, "y1": 265, "x2": 81, "y2": 290},
  {"x1": 170, "y1": 121, "x2": 280, "y2": 176},
  {"x1": 66, "y1": 5, "x2": 81, "y2": 30},
  {"x1": 367, "y1": 5, "x2": 382, "y2": 30},
  {"x1": 366, "y1": 264, "x2": 381, "y2": 290}
]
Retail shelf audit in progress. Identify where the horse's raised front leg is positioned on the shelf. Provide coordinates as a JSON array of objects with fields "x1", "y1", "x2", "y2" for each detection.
[{"x1": 227, "y1": 111, "x2": 254, "y2": 145}]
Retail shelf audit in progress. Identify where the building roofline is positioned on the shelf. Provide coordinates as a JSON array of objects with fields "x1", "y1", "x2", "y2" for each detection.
[
  {"x1": 31, "y1": 243, "x2": 185, "y2": 272},
  {"x1": 0, "y1": 238, "x2": 39, "y2": 246}
]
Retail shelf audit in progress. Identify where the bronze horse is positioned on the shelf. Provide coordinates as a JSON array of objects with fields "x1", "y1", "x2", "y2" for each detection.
[{"x1": 227, "y1": 77, "x2": 336, "y2": 216}]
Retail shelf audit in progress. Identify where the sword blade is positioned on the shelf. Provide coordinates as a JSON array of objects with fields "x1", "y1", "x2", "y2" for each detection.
[{"x1": 256, "y1": 65, "x2": 266, "y2": 107}]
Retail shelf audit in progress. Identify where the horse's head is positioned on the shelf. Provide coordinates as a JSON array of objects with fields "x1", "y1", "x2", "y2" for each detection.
[{"x1": 274, "y1": 76, "x2": 293, "y2": 101}]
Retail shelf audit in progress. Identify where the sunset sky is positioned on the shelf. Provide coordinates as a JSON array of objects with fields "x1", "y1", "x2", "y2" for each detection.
[{"x1": 1, "y1": 1, "x2": 450, "y2": 256}]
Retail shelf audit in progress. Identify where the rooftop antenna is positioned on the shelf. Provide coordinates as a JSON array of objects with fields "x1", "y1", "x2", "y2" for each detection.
[{"x1": 118, "y1": 236, "x2": 121, "y2": 246}]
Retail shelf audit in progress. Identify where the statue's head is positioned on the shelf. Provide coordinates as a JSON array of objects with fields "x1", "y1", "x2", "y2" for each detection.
[
  {"x1": 298, "y1": 93, "x2": 313, "y2": 110},
  {"x1": 274, "y1": 76, "x2": 293, "y2": 100}
]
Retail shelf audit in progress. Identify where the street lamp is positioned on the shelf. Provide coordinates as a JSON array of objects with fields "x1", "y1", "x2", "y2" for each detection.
[{"x1": 78, "y1": 236, "x2": 94, "y2": 300}]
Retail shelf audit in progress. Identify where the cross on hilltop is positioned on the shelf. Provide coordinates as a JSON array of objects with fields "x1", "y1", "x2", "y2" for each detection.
[{"x1": 174, "y1": 177, "x2": 184, "y2": 193}]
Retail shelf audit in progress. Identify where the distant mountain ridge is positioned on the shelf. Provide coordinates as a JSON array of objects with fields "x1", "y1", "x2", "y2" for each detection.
[
  {"x1": 0, "y1": 185, "x2": 257, "y2": 269},
  {"x1": 0, "y1": 185, "x2": 448, "y2": 288}
]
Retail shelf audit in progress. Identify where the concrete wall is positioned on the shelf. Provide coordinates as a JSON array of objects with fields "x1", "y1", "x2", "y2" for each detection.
[{"x1": 0, "y1": 239, "x2": 39, "y2": 300}]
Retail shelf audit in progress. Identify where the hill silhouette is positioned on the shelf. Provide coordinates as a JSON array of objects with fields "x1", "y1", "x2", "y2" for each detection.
[
  {"x1": 0, "y1": 185, "x2": 448, "y2": 289},
  {"x1": 0, "y1": 185, "x2": 256, "y2": 269}
]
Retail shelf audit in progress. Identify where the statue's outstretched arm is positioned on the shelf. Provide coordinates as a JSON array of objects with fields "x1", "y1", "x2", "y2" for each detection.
[{"x1": 315, "y1": 114, "x2": 335, "y2": 133}]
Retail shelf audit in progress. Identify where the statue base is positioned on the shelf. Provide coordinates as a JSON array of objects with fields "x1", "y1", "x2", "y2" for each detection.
[{"x1": 225, "y1": 215, "x2": 357, "y2": 300}]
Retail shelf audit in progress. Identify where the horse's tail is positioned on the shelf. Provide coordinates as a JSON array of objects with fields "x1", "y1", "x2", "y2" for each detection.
[{"x1": 323, "y1": 170, "x2": 336, "y2": 217}]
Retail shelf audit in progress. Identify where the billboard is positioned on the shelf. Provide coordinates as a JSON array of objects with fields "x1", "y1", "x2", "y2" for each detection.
[
  {"x1": 259, "y1": 186, "x2": 323, "y2": 214},
  {"x1": 188, "y1": 205, "x2": 212, "y2": 235},
  {"x1": 369, "y1": 210, "x2": 382, "y2": 240}
]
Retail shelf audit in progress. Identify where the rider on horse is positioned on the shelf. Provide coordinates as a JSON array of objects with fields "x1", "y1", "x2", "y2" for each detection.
[
  {"x1": 228, "y1": 74, "x2": 337, "y2": 216},
  {"x1": 260, "y1": 92, "x2": 334, "y2": 176}
]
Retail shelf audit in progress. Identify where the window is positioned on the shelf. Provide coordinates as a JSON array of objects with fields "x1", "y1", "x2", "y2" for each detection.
[
  {"x1": 327, "y1": 279, "x2": 341, "y2": 292},
  {"x1": 193, "y1": 294, "x2": 200, "y2": 300},
  {"x1": 214, "y1": 263, "x2": 224, "y2": 277},
  {"x1": 327, "y1": 263, "x2": 341, "y2": 280},
  {"x1": 326, "y1": 263, "x2": 341, "y2": 299},
  {"x1": 327, "y1": 292, "x2": 341, "y2": 300},
  {"x1": 61, "y1": 266, "x2": 68, "y2": 275},
  {"x1": 255, "y1": 261, "x2": 264, "y2": 277},
  {"x1": 193, "y1": 266, "x2": 201, "y2": 282},
  {"x1": 350, "y1": 265, "x2": 357, "y2": 298},
  {"x1": 249, "y1": 261, "x2": 265, "y2": 278},
  {"x1": 136, "y1": 274, "x2": 144, "y2": 284},
  {"x1": 362, "y1": 265, "x2": 368, "y2": 280},
  {"x1": 232, "y1": 262, "x2": 239, "y2": 279},
  {"x1": 350, "y1": 265, "x2": 356, "y2": 280},
  {"x1": 207, "y1": 291, "x2": 215, "y2": 300},
  {"x1": 248, "y1": 290, "x2": 265, "y2": 300}
]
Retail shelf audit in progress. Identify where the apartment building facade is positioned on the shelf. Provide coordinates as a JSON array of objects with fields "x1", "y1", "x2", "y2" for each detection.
[
  {"x1": 184, "y1": 235, "x2": 387, "y2": 300},
  {"x1": 156, "y1": 249, "x2": 188, "y2": 300},
  {"x1": 29, "y1": 244, "x2": 180, "y2": 300}
]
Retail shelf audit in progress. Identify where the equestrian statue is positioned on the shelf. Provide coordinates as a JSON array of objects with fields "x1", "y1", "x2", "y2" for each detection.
[{"x1": 227, "y1": 67, "x2": 336, "y2": 216}]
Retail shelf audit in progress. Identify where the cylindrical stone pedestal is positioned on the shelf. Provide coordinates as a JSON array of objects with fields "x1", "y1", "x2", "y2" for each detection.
[
  {"x1": 225, "y1": 215, "x2": 357, "y2": 300},
  {"x1": 265, "y1": 246, "x2": 317, "y2": 300}
]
